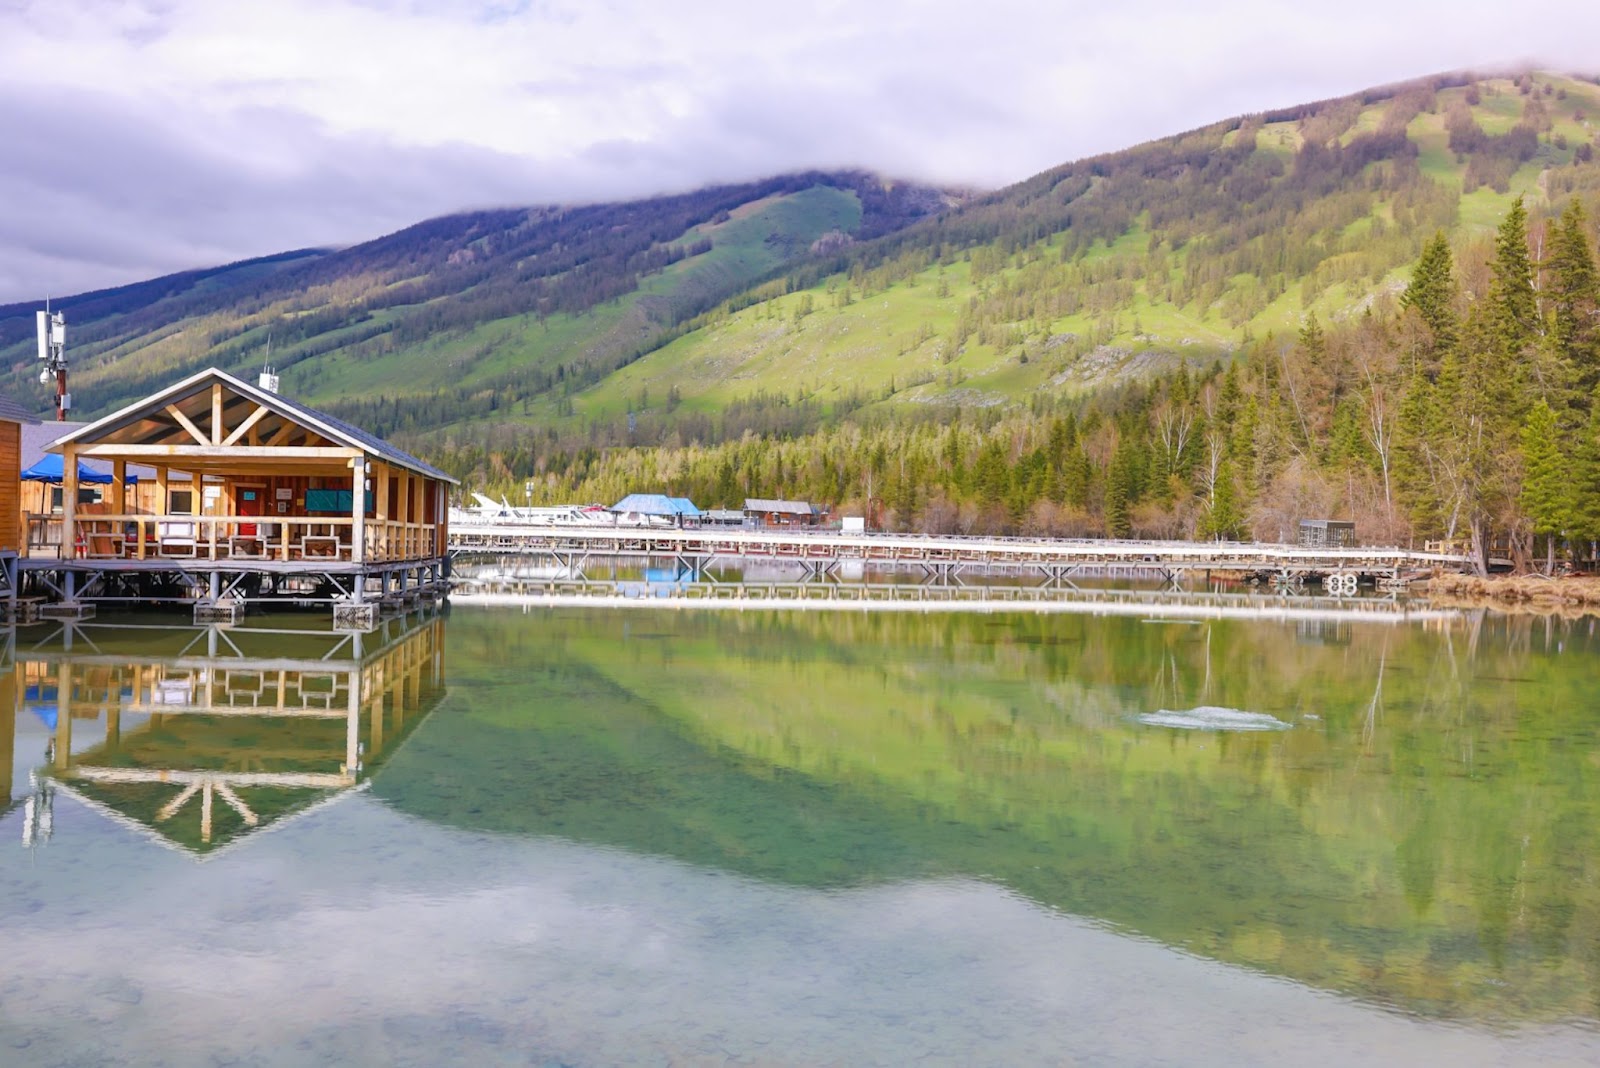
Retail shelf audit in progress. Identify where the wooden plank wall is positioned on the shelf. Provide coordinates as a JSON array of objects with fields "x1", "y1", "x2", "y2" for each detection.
[{"x1": 0, "y1": 420, "x2": 20, "y2": 552}]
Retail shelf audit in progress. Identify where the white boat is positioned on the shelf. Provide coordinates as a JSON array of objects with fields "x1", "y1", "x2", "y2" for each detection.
[{"x1": 450, "y1": 495, "x2": 617, "y2": 527}]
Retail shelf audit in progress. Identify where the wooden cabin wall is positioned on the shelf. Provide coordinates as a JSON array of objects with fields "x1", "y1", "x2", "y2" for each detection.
[{"x1": 0, "y1": 420, "x2": 20, "y2": 552}]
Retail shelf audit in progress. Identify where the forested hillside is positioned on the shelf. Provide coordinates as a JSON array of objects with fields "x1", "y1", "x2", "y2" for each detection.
[
  {"x1": 476, "y1": 70, "x2": 1599, "y2": 568},
  {"x1": 0, "y1": 170, "x2": 955, "y2": 423},
  {"x1": 502, "y1": 194, "x2": 1598, "y2": 572}
]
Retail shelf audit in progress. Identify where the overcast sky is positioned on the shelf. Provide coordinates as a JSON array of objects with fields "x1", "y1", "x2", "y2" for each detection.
[{"x1": 2, "y1": 0, "x2": 1599, "y2": 303}]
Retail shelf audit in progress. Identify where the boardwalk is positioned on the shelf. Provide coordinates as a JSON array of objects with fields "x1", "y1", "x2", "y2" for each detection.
[{"x1": 447, "y1": 524, "x2": 1477, "y2": 586}]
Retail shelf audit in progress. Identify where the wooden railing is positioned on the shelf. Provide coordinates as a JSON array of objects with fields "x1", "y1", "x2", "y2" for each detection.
[{"x1": 25, "y1": 513, "x2": 439, "y2": 564}]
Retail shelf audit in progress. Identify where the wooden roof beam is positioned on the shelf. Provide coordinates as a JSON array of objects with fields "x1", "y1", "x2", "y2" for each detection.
[
  {"x1": 165, "y1": 405, "x2": 209, "y2": 446},
  {"x1": 77, "y1": 444, "x2": 363, "y2": 460},
  {"x1": 222, "y1": 404, "x2": 272, "y2": 447}
]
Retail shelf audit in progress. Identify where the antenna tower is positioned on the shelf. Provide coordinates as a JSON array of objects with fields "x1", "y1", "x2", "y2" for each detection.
[{"x1": 35, "y1": 301, "x2": 69, "y2": 421}]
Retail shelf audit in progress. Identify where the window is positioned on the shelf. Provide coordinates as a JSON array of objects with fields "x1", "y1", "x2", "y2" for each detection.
[{"x1": 169, "y1": 489, "x2": 195, "y2": 515}]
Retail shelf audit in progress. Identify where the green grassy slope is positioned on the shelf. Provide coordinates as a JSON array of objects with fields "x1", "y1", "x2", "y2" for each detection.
[
  {"x1": 0, "y1": 172, "x2": 939, "y2": 431},
  {"x1": 561, "y1": 73, "x2": 1600, "y2": 432}
]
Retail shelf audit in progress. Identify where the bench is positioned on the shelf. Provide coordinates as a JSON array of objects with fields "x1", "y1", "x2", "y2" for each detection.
[{"x1": 157, "y1": 521, "x2": 198, "y2": 558}]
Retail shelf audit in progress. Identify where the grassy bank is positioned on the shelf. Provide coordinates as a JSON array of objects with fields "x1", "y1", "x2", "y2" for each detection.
[{"x1": 1423, "y1": 573, "x2": 1600, "y2": 615}]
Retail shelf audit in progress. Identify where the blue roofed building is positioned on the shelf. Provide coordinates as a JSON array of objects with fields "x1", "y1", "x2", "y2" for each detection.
[{"x1": 610, "y1": 493, "x2": 701, "y2": 528}]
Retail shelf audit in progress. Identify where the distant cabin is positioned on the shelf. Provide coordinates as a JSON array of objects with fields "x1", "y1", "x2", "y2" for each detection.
[
  {"x1": 1298, "y1": 519, "x2": 1356, "y2": 549},
  {"x1": 744, "y1": 497, "x2": 824, "y2": 528}
]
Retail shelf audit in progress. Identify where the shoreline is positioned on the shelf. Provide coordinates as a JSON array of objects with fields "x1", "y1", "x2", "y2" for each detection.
[{"x1": 1419, "y1": 573, "x2": 1600, "y2": 617}]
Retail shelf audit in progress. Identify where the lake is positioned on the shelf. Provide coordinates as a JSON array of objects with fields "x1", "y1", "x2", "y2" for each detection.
[{"x1": 3, "y1": 601, "x2": 1599, "y2": 1065}]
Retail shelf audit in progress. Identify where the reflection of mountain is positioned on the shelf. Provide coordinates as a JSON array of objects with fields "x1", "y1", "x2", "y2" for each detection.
[
  {"x1": 12, "y1": 611, "x2": 446, "y2": 857},
  {"x1": 376, "y1": 608, "x2": 1600, "y2": 1023}
]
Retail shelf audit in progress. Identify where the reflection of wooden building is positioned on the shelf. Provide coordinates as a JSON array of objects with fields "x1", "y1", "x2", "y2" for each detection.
[
  {"x1": 11, "y1": 607, "x2": 445, "y2": 856},
  {"x1": 0, "y1": 394, "x2": 35, "y2": 604},
  {"x1": 20, "y1": 368, "x2": 457, "y2": 623}
]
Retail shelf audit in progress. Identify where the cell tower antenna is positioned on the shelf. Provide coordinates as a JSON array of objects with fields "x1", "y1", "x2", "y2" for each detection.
[
  {"x1": 257, "y1": 331, "x2": 280, "y2": 395},
  {"x1": 35, "y1": 300, "x2": 69, "y2": 421}
]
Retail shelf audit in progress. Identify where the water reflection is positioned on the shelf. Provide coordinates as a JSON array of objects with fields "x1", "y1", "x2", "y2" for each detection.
[
  {"x1": 7, "y1": 610, "x2": 446, "y2": 857},
  {"x1": 5, "y1": 604, "x2": 1600, "y2": 1065},
  {"x1": 385, "y1": 607, "x2": 1600, "y2": 1025}
]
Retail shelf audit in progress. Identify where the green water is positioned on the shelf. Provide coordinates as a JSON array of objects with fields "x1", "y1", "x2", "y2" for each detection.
[{"x1": 3, "y1": 604, "x2": 1600, "y2": 1065}]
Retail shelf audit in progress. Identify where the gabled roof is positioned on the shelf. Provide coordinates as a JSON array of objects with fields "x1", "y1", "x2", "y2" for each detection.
[
  {"x1": 611, "y1": 493, "x2": 701, "y2": 516},
  {"x1": 0, "y1": 393, "x2": 40, "y2": 425},
  {"x1": 744, "y1": 498, "x2": 819, "y2": 515},
  {"x1": 47, "y1": 367, "x2": 457, "y2": 484},
  {"x1": 22, "y1": 420, "x2": 84, "y2": 467}
]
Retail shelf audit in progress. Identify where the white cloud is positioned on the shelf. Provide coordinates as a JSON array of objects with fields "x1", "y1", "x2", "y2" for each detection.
[{"x1": 1, "y1": 0, "x2": 1598, "y2": 300}]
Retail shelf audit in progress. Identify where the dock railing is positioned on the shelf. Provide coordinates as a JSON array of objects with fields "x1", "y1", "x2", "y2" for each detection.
[{"x1": 26, "y1": 513, "x2": 439, "y2": 564}]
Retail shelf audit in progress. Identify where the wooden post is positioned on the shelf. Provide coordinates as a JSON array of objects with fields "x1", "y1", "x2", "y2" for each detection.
[
  {"x1": 374, "y1": 462, "x2": 389, "y2": 562},
  {"x1": 62, "y1": 443, "x2": 78, "y2": 560},
  {"x1": 352, "y1": 457, "x2": 367, "y2": 564},
  {"x1": 344, "y1": 668, "x2": 361, "y2": 778},
  {"x1": 54, "y1": 663, "x2": 72, "y2": 769},
  {"x1": 406, "y1": 473, "x2": 418, "y2": 557},
  {"x1": 207, "y1": 481, "x2": 218, "y2": 560},
  {"x1": 369, "y1": 660, "x2": 385, "y2": 754},
  {"x1": 0, "y1": 666, "x2": 16, "y2": 803},
  {"x1": 141, "y1": 465, "x2": 164, "y2": 560},
  {"x1": 437, "y1": 482, "x2": 447, "y2": 558}
]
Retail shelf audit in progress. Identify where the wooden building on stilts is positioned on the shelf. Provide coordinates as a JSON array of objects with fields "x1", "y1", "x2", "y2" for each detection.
[{"x1": 19, "y1": 367, "x2": 456, "y2": 626}]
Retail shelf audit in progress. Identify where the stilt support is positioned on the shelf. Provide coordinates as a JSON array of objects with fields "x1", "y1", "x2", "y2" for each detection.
[
  {"x1": 39, "y1": 601, "x2": 95, "y2": 621},
  {"x1": 194, "y1": 600, "x2": 245, "y2": 624},
  {"x1": 334, "y1": 601, "x2": 380, "y2": 630}
]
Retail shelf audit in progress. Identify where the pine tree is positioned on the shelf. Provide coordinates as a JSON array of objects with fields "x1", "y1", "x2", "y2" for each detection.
[
  {"x1": 1393, "y1": 370, "x2": 1440, "y2": 541},
  {"x1": 1548, "y1": 200, "x2": 1600, "y2": 400},
  {"x1": 1488, "y1": 198, "x2": 1538, "y2": 369},
  {"x1": 1063, "y1": 448, "x2": 1092, "y2": 510},
  {"x1": 1200, "y1": 459, "x2": 1244, "y2": 540},
  {"x1": 1520, "y1": 398, "x2": 1568, "y2": 570},
  {"x1": 1105, "y1": 442, "x2": 1133, "y2": 537},
  {"x1": 1216, "y1": 361, "x2": 1242, "y2": 434},
  {"x1": 1400, "y1": 231, "x2": 1460, "y2": 358},
  {"x1": 1298, "y1": 312, "x2": 1327, "y2": 364},
  {"x1": 1567, "y1": 405, "x2": 1600, "y2": 557}
]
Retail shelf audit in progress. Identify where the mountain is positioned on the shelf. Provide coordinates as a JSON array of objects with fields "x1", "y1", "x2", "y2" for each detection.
[
  {"x1": 0, "y1": 169, "x2": 958, "y2": 430},
  {"x1": 9, "y1": 70, "x2": 1598, "y2": 458},
  {"x1": 581, "y1": 70, "x2": 1600, "y2": 430}
]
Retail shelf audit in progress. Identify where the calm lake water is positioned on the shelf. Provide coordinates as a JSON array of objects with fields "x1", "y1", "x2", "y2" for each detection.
[{"x1": 3, "y1": 601, "x2": 1600, "y2": 1066}]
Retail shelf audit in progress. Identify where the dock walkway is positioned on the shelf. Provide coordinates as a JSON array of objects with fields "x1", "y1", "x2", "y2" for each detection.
[{"x1": 447, "y1": 525, "x2": 1476, "y2": 585}]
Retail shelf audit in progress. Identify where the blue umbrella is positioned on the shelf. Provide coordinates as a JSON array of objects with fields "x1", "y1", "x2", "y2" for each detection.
[{"x1": 20, "y1": 454, "x2": 133, "y2": 484}]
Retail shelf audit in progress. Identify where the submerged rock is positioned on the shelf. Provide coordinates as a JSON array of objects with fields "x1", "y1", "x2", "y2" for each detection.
[{"x1": 1136, "y1": 706, "x2": 1292, "y2": 732}]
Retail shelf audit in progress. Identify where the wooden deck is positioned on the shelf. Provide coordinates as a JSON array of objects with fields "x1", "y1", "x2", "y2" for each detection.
[{"x1": 447, "y1": 524, "x2": 1480, "y2": 582}]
